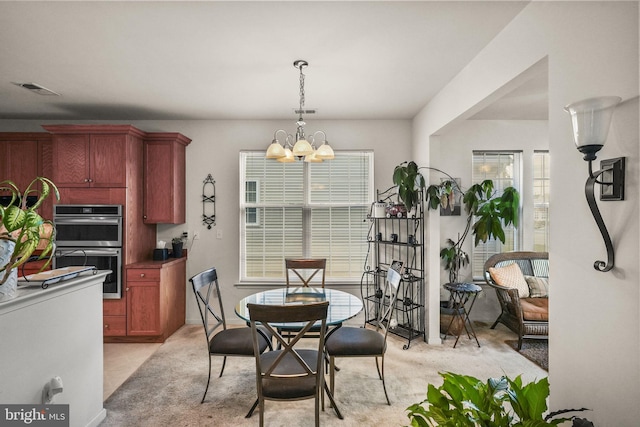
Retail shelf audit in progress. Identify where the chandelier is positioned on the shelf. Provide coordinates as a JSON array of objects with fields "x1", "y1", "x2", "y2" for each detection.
[{"x1": 265, "y1": 60, "x2": 335, "y2": 163}]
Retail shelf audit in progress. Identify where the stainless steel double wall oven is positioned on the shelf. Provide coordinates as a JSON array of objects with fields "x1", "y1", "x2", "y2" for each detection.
[{"x1": 53, "y1": 204, "x2": 123, "y2": 299}]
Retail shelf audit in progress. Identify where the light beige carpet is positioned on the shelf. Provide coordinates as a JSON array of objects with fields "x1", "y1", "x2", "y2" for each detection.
[{"x1": 102, "y1": 324, "x2": 546, "y2": 426}]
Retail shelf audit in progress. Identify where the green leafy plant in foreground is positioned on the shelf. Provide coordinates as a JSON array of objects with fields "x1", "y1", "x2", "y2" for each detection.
[
  {"x1": 406, "y1": 372, "x2": 592, "y2": 427},
  {"x1": 0, "y1": 177, "x2": 59, "y2": 284}
]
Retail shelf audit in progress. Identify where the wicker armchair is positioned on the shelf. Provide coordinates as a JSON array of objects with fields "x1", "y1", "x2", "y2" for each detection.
[{"x1": 483, "y1": 251, "x2": 549, "y2": 349}]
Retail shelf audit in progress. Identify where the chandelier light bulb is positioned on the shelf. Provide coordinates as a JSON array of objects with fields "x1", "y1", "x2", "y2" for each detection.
[
  {"x1": 266, "y1": 140, "x2": 286, "y2": 159},
  {"x1": 292, "y1": 138, "x2": 314, "y2": 157},
  {"x1": 315, "y1": 141, "x2": 335, "y2": 160},
  {"x1": 277, "y1": 148, "x2": 295, "y2": 163},
  {"x1": 304, "y1": 150, "x2": 323, "y2": 163}
]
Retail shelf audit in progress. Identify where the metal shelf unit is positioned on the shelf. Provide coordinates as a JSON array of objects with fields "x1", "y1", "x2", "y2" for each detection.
[{"x1": 361, "y1": 192, "x2": 425, "y2": 349}]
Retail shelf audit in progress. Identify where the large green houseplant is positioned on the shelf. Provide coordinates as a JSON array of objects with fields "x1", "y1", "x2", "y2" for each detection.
[
  {"x1": 0, "y1": 177, "x2": 59, "y2": 300},
  {"x1": 393, "y1": 161, "x2": 519, "y2": 283},
  {"x1": 406, "y1": 372, "x2": 592, "y2": 427}
]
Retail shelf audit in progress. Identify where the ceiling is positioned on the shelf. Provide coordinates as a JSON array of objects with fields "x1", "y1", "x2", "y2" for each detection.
[{"x1": 0, "y1": 1, "x2": 546, "y2": 122}]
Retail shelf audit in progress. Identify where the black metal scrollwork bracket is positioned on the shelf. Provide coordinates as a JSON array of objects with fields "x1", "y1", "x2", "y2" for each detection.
[
  {"x1": 585, "y1": 158, "x2": 625, "y2": 272},
  {"x1": 202, "y1": 174, "x2": 216, "y2": 229}
]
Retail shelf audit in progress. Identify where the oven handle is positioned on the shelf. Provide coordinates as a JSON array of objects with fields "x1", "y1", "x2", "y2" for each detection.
[
  {"x1": 55, "y1": 248, "x2": 121, "y2": 257},
  {"x1": 54, "y1": 217, "x2": 121, "y2": 225}
]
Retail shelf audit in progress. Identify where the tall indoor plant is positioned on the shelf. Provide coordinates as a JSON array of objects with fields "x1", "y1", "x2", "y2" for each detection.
[
  {"x1": 393, "y1": 161, "x2": 519, "y2": 282},
  {"x1": 0, "y1": 177, "x2": 59, "y2": 300}
]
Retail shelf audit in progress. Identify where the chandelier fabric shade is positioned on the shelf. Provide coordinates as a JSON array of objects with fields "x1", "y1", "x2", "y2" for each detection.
[{"x1": 266, "y1": 60, "x2": 335, "y2": 162}]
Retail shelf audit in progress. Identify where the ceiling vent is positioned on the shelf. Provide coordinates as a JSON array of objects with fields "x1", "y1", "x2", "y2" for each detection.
[
  {"x1": 12, "y1": 82, "x2": 60, "y2": 96},
  {"x1": 294, "y1": 108, "x2": 317, "y2": 115}
]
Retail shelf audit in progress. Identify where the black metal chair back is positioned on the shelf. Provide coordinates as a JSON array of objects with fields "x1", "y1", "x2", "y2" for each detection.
[
  {"x1": 285, "y1": 258, "x2": 326, "y2": 290},
  {"x1": 324, "y1": 260, "x2": 403, "y2": 406},
  {"x1": 248, "y1": 301, "x2": 329, "y2": 427},
  {"x1": 190, "y1": 267, "x2": 271, "y2": 405}
]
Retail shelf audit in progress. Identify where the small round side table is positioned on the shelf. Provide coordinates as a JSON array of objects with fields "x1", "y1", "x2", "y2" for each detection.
[{"x1": 443, "y1": 282, "x2": 483, "y2": 348}]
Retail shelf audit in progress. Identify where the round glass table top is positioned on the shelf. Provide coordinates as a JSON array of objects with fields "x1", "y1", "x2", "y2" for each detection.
[{"x1": 235, "y1": 287, "x2": 363, "y2": 327}]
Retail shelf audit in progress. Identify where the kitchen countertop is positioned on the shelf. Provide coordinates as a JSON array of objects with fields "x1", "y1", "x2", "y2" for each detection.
[
  {"x1": 0, "y1": 269, "x2": 111, "y2": 315},
  {"x1": 126, "y1": 255, "x2": 187, "y2": 269}
]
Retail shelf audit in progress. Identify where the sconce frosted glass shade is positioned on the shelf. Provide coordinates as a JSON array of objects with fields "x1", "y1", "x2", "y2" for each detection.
[
  {"x1": 315, "y1": 141, "x2": 335, "y2": 160},
  {"x1": 564, "y1": 96, "x2": 621, "y2": 160},
  {"x1": 266, "y1": 140, "x2": 286, "y2": 159},
  {"x1": 292, "y1": 138, "x2": 314, "y2": 157},
  {"x1": 277, "y1": 148, "x2": 295, "y2": 163}
]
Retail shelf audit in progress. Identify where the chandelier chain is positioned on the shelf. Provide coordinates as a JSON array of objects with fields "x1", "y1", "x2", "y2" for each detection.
[{"x1": 299, "y1": 67, "x2": 305, "y2": 111}]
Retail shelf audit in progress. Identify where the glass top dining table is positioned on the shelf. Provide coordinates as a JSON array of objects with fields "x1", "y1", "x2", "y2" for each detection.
[{"x1": 235, "y1": 286, "x2": 363, "y2": 328}]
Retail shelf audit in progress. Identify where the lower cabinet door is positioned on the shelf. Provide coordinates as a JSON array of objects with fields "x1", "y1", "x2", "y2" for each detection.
[
  {"x1": 103, "y1": 316, "x2": 127, "y2": 336},
  {"x1": 126, "y1": 282, "x2": 161, "y2": 336}
]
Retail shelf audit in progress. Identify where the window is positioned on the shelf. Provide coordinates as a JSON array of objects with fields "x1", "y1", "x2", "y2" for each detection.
[
  {"x1": 240, "y1": 151, "x2": 374, "y2": 282},
  {"x1": 245, "y1": 180, "x2": 260, "y2": 225},
  {"x1": 471, "y1": 151, "x2": 522, "y2": 278},
  {"x1": 533, "y1": 151, "x2": 550, "y2": 252}
]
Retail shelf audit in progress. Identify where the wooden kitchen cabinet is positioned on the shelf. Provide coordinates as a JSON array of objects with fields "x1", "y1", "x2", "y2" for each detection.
[
  {"x1": 126, "y1": 267, "x2": 162, "y2": 336},
  {"x1": 143, "y1": 133, "x2": 191, "y2": 224},
  {"x1": 44, "y1": 125, "x2": 146, "y2": 188},
  {"x1": 0, "y1": 135, "x2": 40, "y2": 192},
  {"x1": 107, "y1": 257, "x2": 186, "y2": 343},
  {"x1": 0, "y1": 133, "x2": 53, "y2": 219}
]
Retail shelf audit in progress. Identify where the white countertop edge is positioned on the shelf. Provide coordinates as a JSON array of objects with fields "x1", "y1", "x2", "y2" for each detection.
[{"x1": 0, "y1": 270, "x2": 111, "y2": 316}]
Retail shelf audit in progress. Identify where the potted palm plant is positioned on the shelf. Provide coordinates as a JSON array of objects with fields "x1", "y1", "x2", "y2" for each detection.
[
  {"x1": 393, "y1": 161, "x2": 519, "y2": 283},
  {"x1": 0, "y1": 177, "x2": 59, "y2": 301}
]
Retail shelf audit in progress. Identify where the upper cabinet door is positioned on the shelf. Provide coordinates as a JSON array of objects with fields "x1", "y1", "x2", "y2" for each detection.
[
  {"x1": 51, "y1": 134, "x2": 91, "y2": 187},
  {"x1": 90, "y1": 134, "x2": 127, "y2": 187},
  {"x1": 0, "y1": 133, "x2": 52, "y2": 218},
  {"x1": 0, "y1": 140, "x2": 40, "y2": 193},
  {"x1": 143, "y1": 133, "x2": 191, "y2": 224}
]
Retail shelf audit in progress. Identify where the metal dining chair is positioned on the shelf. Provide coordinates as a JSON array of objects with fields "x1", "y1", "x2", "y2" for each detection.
[
  {"x1": 285, "y1": 258, "x2": 326, "y2": 290},
  {"x1": 247, "y1": 300, "x2": 340, "y2": 427},
  {"x1": 324, "y1": 260, "x2": 403, "y2": 406},
  {"x1": 190, "y1": 267, "x2": 272, "y2": 404},
  {"x1": 280, "y1": 258, "x2": 327, "y2": 341}
]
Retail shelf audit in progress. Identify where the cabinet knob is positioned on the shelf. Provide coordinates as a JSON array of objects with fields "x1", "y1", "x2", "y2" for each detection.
[
  {"x1": 140, "y1": 273, "x2": 145, "y2": 278},
  {"x1": 88, "y1": 178, "x2": 93, "y2": 182},
  {"x1": 143, "y1": 215, "x2": 147, "y2": 219},
  {"x1": 84, "y1": 178, "x2": 90, "y2": 182},
  {"x1": 104, "y1": 324, "x2": 108, "y2": 329},
  {"x1": 126, "y1": 287, "x2": 129, "y2": 292}
]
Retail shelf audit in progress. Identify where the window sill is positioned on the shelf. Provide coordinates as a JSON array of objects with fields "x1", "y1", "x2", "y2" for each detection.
[{"x1": 235, "y1": 281, "x2": 361, "y2": 289}]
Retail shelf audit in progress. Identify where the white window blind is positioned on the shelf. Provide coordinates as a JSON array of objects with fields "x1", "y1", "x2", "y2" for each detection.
[
  {"x1": 240, "y1": 151, "x2": 374, "y2": 282},
  {"x1": 471, "y1": 151, "x2": 522, "y2": 278},
  {"x1": 533, "y1": 151, "x2": 550, "y2": 252}
]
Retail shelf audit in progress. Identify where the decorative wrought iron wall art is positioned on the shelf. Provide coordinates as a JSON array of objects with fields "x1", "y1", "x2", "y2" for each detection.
[{"x1": 202, "y1": 174, "x2": 216, "y2": 229}]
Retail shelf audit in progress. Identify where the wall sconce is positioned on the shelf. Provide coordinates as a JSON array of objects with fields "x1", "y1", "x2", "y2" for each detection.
[{"x1": 564, "y1": 96, "x2": 624, "y2": 272}]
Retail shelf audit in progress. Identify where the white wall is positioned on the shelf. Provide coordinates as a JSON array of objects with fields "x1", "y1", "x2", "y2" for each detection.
[
  {"x1": 413, "y1": 2, "x2": 639, "y2": 425},
  {"x1": 0, "y1": 118, "x2": 413, "y2": 326}
]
